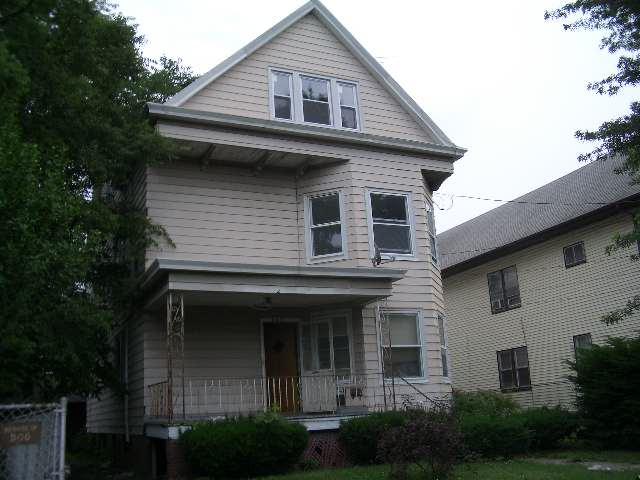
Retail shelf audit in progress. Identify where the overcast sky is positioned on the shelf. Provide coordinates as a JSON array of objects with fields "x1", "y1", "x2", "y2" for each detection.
[{"x1": 115, "y1": 0, "x2": 637, "y2": 233}]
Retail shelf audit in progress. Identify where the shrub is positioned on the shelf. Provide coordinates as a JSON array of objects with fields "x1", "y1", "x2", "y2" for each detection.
[
  {"x1": 339, "y1": 410, "x2": 409, "y2": 464},
  {"x1": 452, "y1": 390, "x2": 520, "y2": 418},
  {"x1": 519, "y1": 406, "x2": 578, "y2": 450},
  {"x1": 571, "y1": 336, "x2": 640, "y2": 449},
  {"x1": 378, "y1": 410, "x2": 463, "y2": 480},
  {"x1": 459, "y1": 413, "x2": 531, "y2": 458},
  {"x1": 180, "y1": 412, "x2": 308, "y2": 478}
]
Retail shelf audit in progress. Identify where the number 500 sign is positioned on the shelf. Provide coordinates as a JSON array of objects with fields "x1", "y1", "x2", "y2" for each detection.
[{"x1": 0, "y1": 423, "x2": 42, "y2": 447}]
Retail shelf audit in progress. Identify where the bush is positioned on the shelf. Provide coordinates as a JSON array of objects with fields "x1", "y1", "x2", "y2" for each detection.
[
  {"x1": 571, "y1": 336, "x2": 640, "y2": 449},
  {"x1": 519, "y1": 406, "x2": 578, "y2": 450},
  {"x1": 459, "y1": 414, "x2": 531, "y2": 458},
  {"x1": 339, "y1": 410, "x2": 409, "y2": 464},
  {"x1": 180, "y1": 413, "x2": 308, "y2": 478},
  {"x1": 378, "y1": 410, "x2": 463, "y2": 480},
  {"x1": 452, "y1": 390, "x2": 520, "y2": 418}
]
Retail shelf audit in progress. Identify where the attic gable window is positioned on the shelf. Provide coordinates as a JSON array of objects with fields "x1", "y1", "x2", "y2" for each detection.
[{"x1": 269, "y1": 69, "x2": 360, "y2": 131}]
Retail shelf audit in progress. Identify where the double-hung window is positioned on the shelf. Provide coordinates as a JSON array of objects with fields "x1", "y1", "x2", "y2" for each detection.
[
  {"x1": 382, "y1": 311, "x2": 423, "y2": 379},
  {"x1": 271, "y1": 71, "x2": 293, "y2": 120},
  {"x1": 369, "y1": 191, "x2": 414, "y2": 257},
  {"x1": 487, "y1": 266, "x2": 521, "y2": 313},
  {"x1": 426, "y1": 202, "x2": 438, "y2": 264},
  {"x1": 437, "y1": 314, "x2": 449, "y2": 379},
  {"x1": 269, "y1": 69, "x2": 360, "y2": 131},
  {"x1": 301, "y1": 313, "x2": 352, "y2": 375},
  {"x1": 497, "y1": 346, "x2": 530, "y2": 391},
  {"x1": 563, "y1": 241, "x2": 586, "y2": 268},
  {"x1": 306, "y1": 192, "x2": 345, "y2": 260}
]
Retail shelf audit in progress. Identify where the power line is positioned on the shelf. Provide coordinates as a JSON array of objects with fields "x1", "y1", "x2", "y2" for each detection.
[{"x1": 434, "y1": 192, "x2": 639, "y2": 210}]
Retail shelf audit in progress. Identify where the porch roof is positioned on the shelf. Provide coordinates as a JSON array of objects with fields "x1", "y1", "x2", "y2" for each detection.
[{"x1": 141, "y1": 259, "x2": 405, "y2": 310}]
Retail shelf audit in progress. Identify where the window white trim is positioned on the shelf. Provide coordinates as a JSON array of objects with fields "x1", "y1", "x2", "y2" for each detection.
[
  {"x1": 268, "y1": 68, "x2": 361, "y2": 132},
  {"x1": 304, "y1": 190, "x2": 348, "y2": 263},
  {"x1": 365, "y1": 189, "x2": 417, "y2": 261},
  {"x1": 302, "y1": 310, "x2": 354, "y2": 376},
  {"x1": 380, "y1": 309, "x2": 427, "y2": 382}
]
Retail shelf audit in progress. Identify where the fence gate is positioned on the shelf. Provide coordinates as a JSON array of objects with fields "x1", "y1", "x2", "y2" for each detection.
[{"x1": 0, "y1": 398, "x2": 67, "y2": 480}]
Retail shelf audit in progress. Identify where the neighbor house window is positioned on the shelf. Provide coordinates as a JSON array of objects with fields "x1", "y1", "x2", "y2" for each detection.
[
  {"x1": 269, "y1": 69, "x2": 360, "y2": 130},
  {"x1": 497, "y1": 346, "x2": 530, "y2": 391},
  {"x1": 437, "y1": 314, "x2": 449, "y2": 379},
  {"x1": 271, "y1": 71, "x2": 293, "y2": 120},
  {"x1": 426, "y1": 202, "x2": 438, "y2": 264},
  {"x1": 487, "y1": 266, "x2": 521, "y2": 314},
  {"x1": 564, "y1": 241, "x2": 586, "y2": 268},
  {"x1": 306, "y1": 192, "x2": 345, "y2": 259},
  {"x1": 382, "y1": 311, "x2": 423, "y2": 378},
  {"x1": 573, "y1": 333, "x2": 592, "y2": 357},
  {"x1": 369, "y1": 191, "x2": 414, "y2": 256}
]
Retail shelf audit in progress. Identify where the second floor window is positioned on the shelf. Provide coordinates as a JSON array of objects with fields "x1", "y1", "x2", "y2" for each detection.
[
  {"x1": 563, "y1": 241, "x2": 586, "y2": 268},
  {"x1": 487, "y1": 266, "x2": 521, "y2": 314},
  {"x1": 307, "y1": 192, "x2": 345, "y2": 259},
  {"x1": 369, "y1": 192, "x2": 414, "y2": 256},
  {"x1": 269, "y1": 69, "x2": 360, "y2": 131},
  {"x1": 426, "y1": 202, "x2": 438, "y2": 264},
  {"x1": 497, "y1": 346, "x2": 530, "y2": 391}
]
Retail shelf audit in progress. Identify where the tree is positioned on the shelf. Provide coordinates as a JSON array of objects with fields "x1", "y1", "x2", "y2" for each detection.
[
  {"x1": 546, "y1": 1, "x2": 640, "y2": 324},
  {"x1": 0, "y1": 0, "x2": 195, "y2": 401}
]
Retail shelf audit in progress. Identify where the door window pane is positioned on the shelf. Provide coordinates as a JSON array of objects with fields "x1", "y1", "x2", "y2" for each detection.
[
  {"x1": 316, "y1": 323, "x2": 331, "y2": 370},
  {"x1": 332, "y1": 317, "x2": 350, "y2": 373},
  {"x1": 302, "y1": 324, "x2": 313, "y2": 371}
]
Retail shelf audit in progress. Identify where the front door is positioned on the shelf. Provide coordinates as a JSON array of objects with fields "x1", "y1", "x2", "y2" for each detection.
[{"x1": 263, "y1": 322, "x2": 299, "y2": 413}]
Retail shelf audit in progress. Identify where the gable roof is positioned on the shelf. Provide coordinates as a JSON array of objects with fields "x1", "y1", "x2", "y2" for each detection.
[
  {"x1": 165, "y1": 0, "x2": 459, "y2": 150},
  {"x1": 437, "y1": 156, "x2": 640, "y2": 276}
]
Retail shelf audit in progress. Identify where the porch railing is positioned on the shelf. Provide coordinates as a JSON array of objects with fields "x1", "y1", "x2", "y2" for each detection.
[{"x1": 147, "y1": 373, "x2": 387, "y2": 420}]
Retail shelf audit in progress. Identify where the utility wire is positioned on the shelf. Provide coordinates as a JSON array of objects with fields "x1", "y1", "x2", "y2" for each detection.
[{"x1": 434, "y1": 192, "x2": 639, "y2": 210}]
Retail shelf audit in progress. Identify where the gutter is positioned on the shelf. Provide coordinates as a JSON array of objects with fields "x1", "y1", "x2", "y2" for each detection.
[{"x1": 147, "y1": 103, "x2": 466, "y2": 161}]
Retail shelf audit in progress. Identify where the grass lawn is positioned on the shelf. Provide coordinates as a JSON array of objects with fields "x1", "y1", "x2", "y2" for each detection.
[
  {"x1": 533, "y1": 449, "x2": 640, "y2": 464},
  {"x1": 259, "y1": 460, "x2": 640, "y2": 479}
]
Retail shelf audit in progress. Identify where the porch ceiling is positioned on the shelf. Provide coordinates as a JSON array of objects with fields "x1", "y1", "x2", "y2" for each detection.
[{"x1": 140, "y1": 259, "x2": 405, "y2": 310}]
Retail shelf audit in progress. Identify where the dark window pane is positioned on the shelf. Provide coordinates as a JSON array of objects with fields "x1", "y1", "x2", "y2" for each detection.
[
  {"x1": 514, "y1": 347, "x2": 529, "y2": 367},
  {"x1": 430, "y1": 234, "x2": 438, "y2": 262},
  {"x1": 312, "y1": 224, "x2": 342, "y2": 256},
  {"x1": 574, "y1": 333, "x2": 592, "y2": 355},
  {"x1": 575, "y1": 243, "x2": 586, "y2": 263},
  {"x1": 274, "y1": 96, "x2": 291, "y2": 119},
  {"x1": 311, "y1": 194, "x2": 340, "y2": 225},
  {"x1": 503, "y1": 267, "x2": 521, "y2": 306},
  {"x1": 373, "y1": 224, "x2": 411, "y2": 254},
  {"x1": 500, "y1": 370, "x2": 515, "y2": 389},
  {"x1": 341, "y1": 106, "x2": 357, "y2": 129},
  {"x1": 517, "y1": 367, "x2": 531, "y2": 388},
  {"x1": 301, "y1": 77, "x2": 329, "y2": 101},
  {"x1": 437, "y1": 317, "x2": 446, "y2": 346},
  {"x1": 441, "y1": 350, "x2": 449, "y2": 378},
  {"x1": 339, "y1": 83, "x2": 356, "y2": 106},
  {"x1": 303, "y1": 100, "x2": 331, "y2": 124},
  {"x1": 383, "y1": 347, "x2": 422, "y2": 378},
  {"x1": 371, "y1": 194, "x2": 407, "y2": 223},
  {"x1": 488, "y1": 271, "x2": 504, "y2": 308},
  {"x1": 273, "y1": 72, "x2": 291, "y2": 96}
]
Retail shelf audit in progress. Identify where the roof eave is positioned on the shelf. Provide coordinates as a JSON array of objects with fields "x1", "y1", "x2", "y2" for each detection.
[{"x1": 147, "y1": 102, "x2": 466, "y2": 160}]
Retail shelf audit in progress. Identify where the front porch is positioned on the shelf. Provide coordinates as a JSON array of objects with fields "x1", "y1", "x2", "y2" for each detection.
[{"x1": 139, "y1": 259, "x2": 412, "y2": 429}]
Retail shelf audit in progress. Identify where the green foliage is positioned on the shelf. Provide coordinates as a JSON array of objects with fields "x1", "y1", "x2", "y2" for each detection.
[
  {"x1": 378, "y1": 410, "x2": 463, "y2": 480},
  {"x1": 570, "y1": 336, "x2": 640, "y2": 448},
  {"x1": 546, "y1": 1, "x2": 640, "y2": 324},
  {"x1": 458, "y1": 414, "x2": 531, "y2": 458},
  {"x1": 519, "y1": 407, "x2": 579, "y2": 450},
  {"x1": 180, "y1": 414, "x2": 309, "y2": 478},
  {"x1": 0, "y1": 0, "x2": 195, "y2": 400},
  {"x1": 452, "y1": 390, "x2": 520, "y2": 418},
  {"x1": 339, "y1": 411, "x2": 409, "y2": 465}
]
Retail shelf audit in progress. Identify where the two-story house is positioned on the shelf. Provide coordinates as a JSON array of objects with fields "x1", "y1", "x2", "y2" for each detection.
[
  {"x1": 85, "y1": 1, "x2": 465, "y2": 477},
  {"x1": 439, "y1": 157, "x2": 640, "y2": 409}
]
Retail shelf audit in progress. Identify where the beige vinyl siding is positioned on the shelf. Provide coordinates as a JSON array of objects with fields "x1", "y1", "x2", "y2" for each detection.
[
  {"x1": 444, "y1": 213, "x2": 640, "y2": 407},
  {"x1": 182, "y1": 13, "x2": 436, "y2": 144}
]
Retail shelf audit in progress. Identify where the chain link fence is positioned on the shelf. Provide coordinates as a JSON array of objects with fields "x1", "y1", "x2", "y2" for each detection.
[{"x1": 0, "y1": 398, "x2": 66, "y2": 480}]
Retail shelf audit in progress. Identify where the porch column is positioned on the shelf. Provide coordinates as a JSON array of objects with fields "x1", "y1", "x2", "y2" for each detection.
[{"x1": 166, "y1": 291, "x2": 185, "y2": 423}]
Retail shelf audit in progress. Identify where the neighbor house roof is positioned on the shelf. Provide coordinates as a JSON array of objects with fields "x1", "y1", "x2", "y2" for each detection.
[
  {"x1": 437, "y1": 156, "x2": 640, "y2": 276},
  {"x1": 162, "y1": 0, "x2": 462, "y2": 153}
]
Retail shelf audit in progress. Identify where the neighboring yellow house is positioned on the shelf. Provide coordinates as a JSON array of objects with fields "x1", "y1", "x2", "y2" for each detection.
[
  {"x1": 85, "y1": 1, "x2": 465, "y2": 477},
  {"x1": 438, "y1": 157, "x2": 640, "y2": 408}
]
